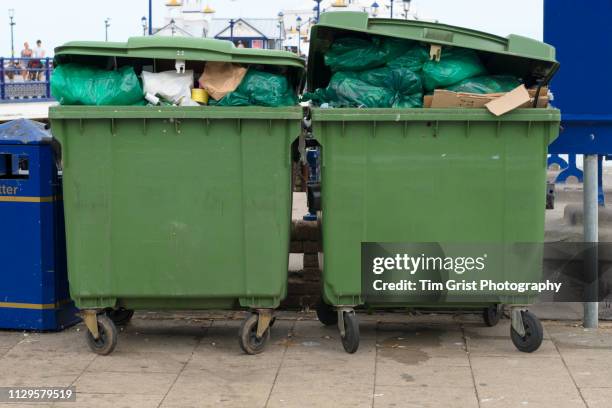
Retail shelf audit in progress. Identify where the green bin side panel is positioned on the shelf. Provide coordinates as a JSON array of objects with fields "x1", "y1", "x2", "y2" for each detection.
[
  {"x1": 50, "y1": 107, "x2": 302, "y2": 310},
  {"x1": 313, "y1": 108, "x2": 560, "y2": 307}
]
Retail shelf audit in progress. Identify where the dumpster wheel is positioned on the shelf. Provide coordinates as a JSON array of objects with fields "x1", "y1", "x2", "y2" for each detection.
[
  {"x1": 483, "y1": 305, "x2": 501, "y2": 327},
  {"x1": 338, "y1": 309, "x2": 359, "y2": 354},
  {"x1": 510, "y1": 310, "x2": 543, "y2": 353},
  {"x1": 238, "y1": 313, "x2": 271, "y2": 355},
  {"x1": 316, "y1": 299, "x2": 338, "y2": 326},
  {"x1": 85, "y1": 314, "x2": 118, "y2": 356},
  {"x1": 106, "y1": 308, "x2": 135, "y2": 326}
]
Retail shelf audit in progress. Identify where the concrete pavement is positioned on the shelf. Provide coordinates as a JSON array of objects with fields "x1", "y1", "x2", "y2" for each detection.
[{"x1": 0, "y1": 311, "x2": 610, "y2": 407}]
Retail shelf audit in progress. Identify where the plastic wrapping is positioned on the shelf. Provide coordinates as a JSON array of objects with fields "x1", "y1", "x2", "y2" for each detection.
[
  {"x1": 422, "y1": 47, "x2": 487, "y2": 91},
  {"x1": 215, "y1": 69, "x2": 297, "y2": 107},
  {"x1": 142, "y1": 70, "x2": 195, "y2": 105},
  {"x1": 445, "y1": 75, "x2": 522, "y2": 94},
  {"x1": 51, "y1": 64, "x2": 145, "y2": 106}
]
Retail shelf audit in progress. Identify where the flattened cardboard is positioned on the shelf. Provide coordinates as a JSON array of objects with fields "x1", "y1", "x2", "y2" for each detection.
[
  {"x1": 199, "y1": 62, "x2": 247, "y2": 101},
  {"x1": 485, "y1": 85, "x2": 531, "y2": 116},
  {"x1": 430, "y1": 90, "x2": 500, "y2": 108},
  {"x1": 426, "y1": 86, "x2": 549, "y2": 110}
]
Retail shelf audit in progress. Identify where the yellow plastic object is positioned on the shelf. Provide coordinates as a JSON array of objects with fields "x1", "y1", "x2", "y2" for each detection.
[{"x1": 191, "y1": 88, "x2": 209, "y2": 104}]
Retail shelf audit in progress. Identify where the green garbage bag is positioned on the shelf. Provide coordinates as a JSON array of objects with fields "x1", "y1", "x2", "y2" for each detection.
[
  {"x1": 358, "y1": 66, "x2": 423, "y2": 108},
  {"x1": 51, "y1": 63, "x2": 145, "y2": 106},
  {"x1": 216, "y1": 69, "x2": 297, "y2": 107},
  {"x1": 445, "y1": 75, "x2": 521, "y2": 94},
  {"x1": 324, "y1": 36, "x2": 414, "y2": 72},
  {"x1": 303, "y1": 65, "x2": 424, "y2": 108},
  {"x1": 387, "y1": 44, "x2": 430, "y2": 72},
  {"x1": 357, "y1": 66, "x2": 422, "y2": 96},
  {"x1": 422, "y1": 47, "x2": 487, "y2": 91},
  {"x1": 394, "y1": 93, "x2": 423, "y2": 108},
  {"x1": 304, "y1": 71, "x2": 395, "y2": 108}
]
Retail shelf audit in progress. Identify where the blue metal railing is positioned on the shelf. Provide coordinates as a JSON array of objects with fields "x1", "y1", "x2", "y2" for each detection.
[{"x1": 0, "y1": 57, "x2": 54, "y2": 102}]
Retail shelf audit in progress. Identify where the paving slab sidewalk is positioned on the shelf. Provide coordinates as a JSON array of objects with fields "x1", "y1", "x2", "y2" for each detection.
[{"x1": 0, "y1": 312, "x2": 610, "y2": 408}]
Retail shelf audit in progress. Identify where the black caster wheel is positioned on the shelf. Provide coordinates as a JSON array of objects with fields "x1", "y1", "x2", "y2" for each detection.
[
  {"x1": 316, "y1": 299, "x2": 338, "y2": 326},
  {"x1": 511, "y1": 311, "x2": 543, "y2": 353},
  {"x1": 106, "y1": 308, "x2": 135, "y2": 326},
  {"x1": 86, "y1": 314, "x2": 118, "y2": 356},
  {"x1": 238, "y1": 313, "x2": 270, "y2": 355},
  {"x1": 483, "y1": 305, "x2": 501, "y2": 327},
  {"x1": 340, "y1": 311, "x2": 359, "y2": 354}
]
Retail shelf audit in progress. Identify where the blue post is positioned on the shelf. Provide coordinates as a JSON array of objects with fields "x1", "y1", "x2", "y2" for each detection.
[
  {"x1": 0, "y1": 57, "x2": 4, "y2": 101},
  {"x1": 148, "y1": 0, "x2": 153, "y2": 35},
  {"x1": 45, "y1": 57, "x2": 51, "y2": 99},
  {"x1": 598, "y1": 155, "x2": 605, "y2": 206}
]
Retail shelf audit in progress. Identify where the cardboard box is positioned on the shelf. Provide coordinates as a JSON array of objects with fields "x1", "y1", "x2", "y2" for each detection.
[
  {"x1": 485, "y1": 85, "x2": 531, "y2": 116},
  {"x1": 198, "y1": 62, "x2": 247, "y2": 101},
  {"x1": 426, "y1": 85, "x2": 549, "y2": 114}
]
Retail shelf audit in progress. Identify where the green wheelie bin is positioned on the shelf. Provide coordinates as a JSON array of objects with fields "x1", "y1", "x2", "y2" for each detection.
[
  {"x1": 49, "y1": 37, "x2": 304, "y2": 355},
  {"x1": 306, "y1": 12, "x2": 561, "y2": 353}
]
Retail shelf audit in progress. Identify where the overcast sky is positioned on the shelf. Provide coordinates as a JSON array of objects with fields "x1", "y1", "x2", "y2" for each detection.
[{"x1": 1, "y1": 0, "x2": 543, "y2": 56}]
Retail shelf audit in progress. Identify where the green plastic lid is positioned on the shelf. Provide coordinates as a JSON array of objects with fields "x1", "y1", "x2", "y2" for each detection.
[
  {"x1": 307, "y1": 11, "x2": 559, "y2": 91},
  {"x1": 54, "y1": 36, "x2": 305, "y2": 90}
]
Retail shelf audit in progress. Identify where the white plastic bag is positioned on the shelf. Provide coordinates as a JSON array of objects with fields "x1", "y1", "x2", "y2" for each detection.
[{"x1": 142, "y1": 70, "x2": 194, "y2": 105}]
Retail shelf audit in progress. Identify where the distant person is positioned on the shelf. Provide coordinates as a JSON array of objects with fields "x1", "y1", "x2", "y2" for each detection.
[
  {"x1": 4, "y1": 60, "x2": 17, "y2": 81},
  {"x1": 20, "y1": 42, "x2": 33, "y2": 79},
  {"x1": 32, "y1": 40, "x2": 46, "y2": 81},
  {"x1": 236, "y1": 40, "x2": 245, "y2": 48}
]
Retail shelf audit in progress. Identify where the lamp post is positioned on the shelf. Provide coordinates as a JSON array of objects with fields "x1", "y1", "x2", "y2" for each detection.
[
  {"x1": 8, "y1": 9, "x2": 16, "y2": 59},
  {"x1": 296, "y1": 16, "x2": 302, "y2": 56},
  {"x1": 314, "y1": 0, "x2": 322, "y2": 22},
  {"x1": 371, "y1": 2, "x2": 379, "y2": 17},
  {"x1": 390, "y1": 0, "x2": 394, "y2": 18},
  {"x1": 141, "y1": 16, "x2": 147, "y2": 36},
  {"x1": 229, "y1": 19, "x2": 235, "y2": 42},
  {"x1": 277, "y1": 12, "x2": 284, "y2": 50},
  {"x1": 170, "y1": 19, "x2": 176, "y2": 36},
  {"x1": 148, "y1": 0, "x2": 153, "y2": 35},
  {"x1": 104, "y1": 18, "x2": 111, "y2": 41},
  {"x1": 402, "y1": 0, "x2": 411, "y2": 19}
]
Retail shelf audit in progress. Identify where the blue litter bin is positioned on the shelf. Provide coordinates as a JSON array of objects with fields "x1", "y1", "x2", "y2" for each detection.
[{"x1": 0, "y1": 119, "x2": 79, "y2": 330}]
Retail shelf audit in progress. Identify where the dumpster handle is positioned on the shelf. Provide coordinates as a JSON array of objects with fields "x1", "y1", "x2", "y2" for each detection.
[
  {"x1": 142, "y1": 118, "x2": 147, "y2": 135},
  {"x1": 465, "y1": 121, "x2": 471, "y2": 138},
  {"x1": 110, "y1": 118, "x2": 116, "y2": 136},
  {"x1": 372, "y1": 121, "x2": 377, "y2": 138},
  {"x1": 403, "y1": 121, "x2": 408, "y2": 138}
]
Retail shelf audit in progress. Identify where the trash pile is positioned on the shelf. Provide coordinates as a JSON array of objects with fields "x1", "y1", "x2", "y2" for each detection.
[
  {"x1": 51, "y1": 62, "x2": 297, "y2": 107},
  {"x1": 51, "y1": 64, "x2": 146, "y2": 106},
  {"x1": 303, "y1": 36, "x2": 523, "y2": 109}
]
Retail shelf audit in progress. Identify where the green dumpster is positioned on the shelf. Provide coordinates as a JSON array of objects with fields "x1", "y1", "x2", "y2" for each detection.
[
  {"x1": 49, "y1": 37, "x2": 305, "y2": 355},
  {"x1": 307, "y1": 12, "x2": 561, "y2": 353}
]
